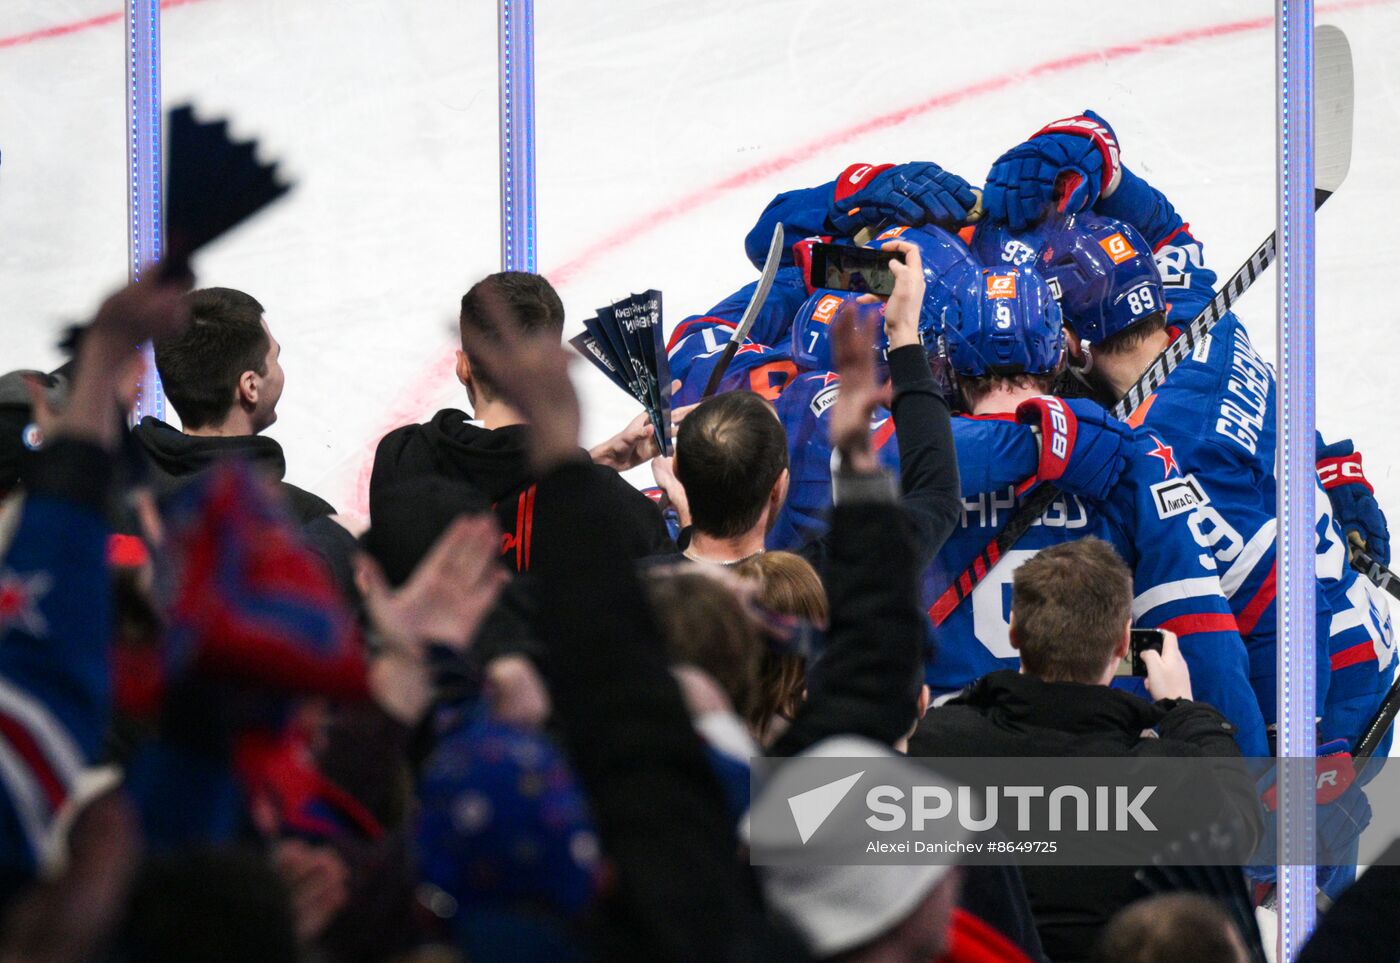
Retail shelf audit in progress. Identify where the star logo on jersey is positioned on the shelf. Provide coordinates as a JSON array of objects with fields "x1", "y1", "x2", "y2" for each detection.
[
  {"x1": 817, "y1": 371, "x2": 841, "y2": 388},
  {"x1": 1145, "y1": 436, "x2": 1178, "y2": 478},
  {"x1": 733, "y1": 343, "x2": 767, "y2": 357},
  {"x1": 0, "y1": 569, "x2": 52, "y2": 638}
]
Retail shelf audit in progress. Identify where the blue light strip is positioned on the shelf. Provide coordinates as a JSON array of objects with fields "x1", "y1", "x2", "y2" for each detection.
[
  {"x1": 1276, "y1": 0, "x2": 1317, "y2": 954},
  {"x1": 127, "y1": 0, "x2": 165, "y2": 422},
  {"x1": 498, "y1": 0, "x2": 537, "y2": 272}
]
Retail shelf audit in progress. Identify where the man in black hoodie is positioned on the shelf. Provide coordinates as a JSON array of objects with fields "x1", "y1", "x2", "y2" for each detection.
[
  {"x1": 369, "y1": 271, "x2": 671, "y2": 573},
  {"x1": 131, "y1": 287, "x2": 355, "y2": 589}
]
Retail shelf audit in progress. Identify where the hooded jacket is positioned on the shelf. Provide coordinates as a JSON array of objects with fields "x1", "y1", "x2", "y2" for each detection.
[
  {"x1": 370, "y1": 409, "x2": 672, "y2": 574},
  {"x1": 129, "y1": 417, "x2": 356, "y2": 596},
  {"x1": 909, "y1": 672, "x2": 1263, "y2": 963},
  {"x1": 131, "y1": 416, "x2": 336, "y2": 523}
]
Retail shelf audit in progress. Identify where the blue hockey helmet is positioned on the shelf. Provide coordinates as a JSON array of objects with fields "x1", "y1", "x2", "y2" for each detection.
[
  {"x1": 1037, "y1": 213, "x2": 1165, "y2": 345},
  {"x1": 968, "y1": 216, "x2": 1060, "y2": 271},
  {"x1": 790, "y1": 224, "x2": 978, "y2": 372},
  {"x1": 941, "y1": 265, "x2": 1065, "y2": 378}
]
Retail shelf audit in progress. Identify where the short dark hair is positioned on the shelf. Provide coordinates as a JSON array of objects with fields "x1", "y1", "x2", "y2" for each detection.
[
  {"x1": 459, "y1": 272, "x2": 565, "y2": 397},
  {"x1": 1093, "y1": 893, "x2": 1248, "y2": 963},
  {"x1": 675, "y1": 391, "x2": 788, "y2": 539},
  {"x1": 1095, "y1": 311, "x2": 1168, "y2": 356},
  {"x1": 155, "y1": 288, "x2": 268, "y2": 429},
  {"x1": 957, "y1": 366, "x2": 1062, "y2": 411},
  {"x1": 1011, "y1": 537, "x2": 1133, "y2": 683}
]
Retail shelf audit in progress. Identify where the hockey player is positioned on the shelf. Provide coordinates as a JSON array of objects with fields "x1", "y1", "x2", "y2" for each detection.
[
  {"x1": 668, "y1": 224, "x2": 982, "y2": 552},
  {"x1": 977, "y1": 113, "x2": 1393, "y2": 757},
  {"x1": 922, "y1": 263, "x2": 1266, "y2": 755},
  {"x1": 980, "y1": 114, "x2": 1391, "y2": 892},
  {"x1": 673, "y1": 223, "x2": 1266, "y2": 753}
]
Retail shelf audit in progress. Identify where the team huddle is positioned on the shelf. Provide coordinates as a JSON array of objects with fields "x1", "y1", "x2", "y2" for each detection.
[{"x1": 664, "y1": 110, "x2": 1396, "y2": 892}]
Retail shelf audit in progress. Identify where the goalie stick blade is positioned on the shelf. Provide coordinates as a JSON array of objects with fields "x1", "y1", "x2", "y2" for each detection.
[
  {"x1": 701, "y1": 222, "x2": 784, "y2": 399},
  {"x1": 1315, "y1": 25, "x2": 1354, "y2": 196}
]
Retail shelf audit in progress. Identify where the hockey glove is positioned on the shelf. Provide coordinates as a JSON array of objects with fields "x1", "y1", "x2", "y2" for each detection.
[
  {"x1": 1318, "y1": 438, "x2": 1390, "y2": 566},
  {"x1": 1015, "y1": 395, "x2": 1133, "y2": 503},
  {"x1": 983, "y1": 109, "x2": 1123, "y2": 230},
  {"x1": 828, "y1": 161, "x2": 978, "y2": 236}
]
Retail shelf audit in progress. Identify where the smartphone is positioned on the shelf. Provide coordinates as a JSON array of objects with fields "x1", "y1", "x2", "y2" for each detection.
[
  {"x1": 1118, "y1": 628, "x2": 1167, "y2": 677},
  {"x1": 809, "y1": 242, "x2": 904, "y2": 297}
]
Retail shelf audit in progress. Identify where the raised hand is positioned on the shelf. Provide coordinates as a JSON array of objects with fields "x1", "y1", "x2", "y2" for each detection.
[
  {"x1": 827, "y1": 302, "x2": 890, "y2": 476},
  {"x1": 355, "y1": 514, "x2": 508, "y2": 653},
  {"x1": 458, "y1": 295, "x2": 582, "y2": 471}
]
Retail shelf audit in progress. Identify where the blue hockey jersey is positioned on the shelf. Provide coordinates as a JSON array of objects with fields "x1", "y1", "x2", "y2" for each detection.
[
  {"x1": 923, "y1": 414, "x2": 1267, "y2": 756},
  {"x1": 670, "y1": 279, "x2": 1266, "y2": 754},
  {"x1": 1099, "y1": 175, "x2": 1396, "y2": 750}
]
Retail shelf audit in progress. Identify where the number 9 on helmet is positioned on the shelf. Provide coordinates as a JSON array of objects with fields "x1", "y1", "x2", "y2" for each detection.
[{"x1": 940, "y1": 266, "x2": 1066, "y2": 379}]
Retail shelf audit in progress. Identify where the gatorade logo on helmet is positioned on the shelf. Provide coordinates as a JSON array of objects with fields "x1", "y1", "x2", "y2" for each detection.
[
  {"x1": 876, "y1": 226, "x2": 909, "y2": 241},
  {"x1": 812, "y1": 295, "x2": 843, "y2": 325},
  {"x1": 1099, "y1": 232, "x2": 1135, "y2": 265},
  {"x1": 986, "y1": 273, "x2": 1017, "y2": 299}
]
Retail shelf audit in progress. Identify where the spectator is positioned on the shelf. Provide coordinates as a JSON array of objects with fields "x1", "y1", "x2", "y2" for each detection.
[
  {"x1": 1092, "y1": 893, "x2": 1250, "y2": 963},
  {"x1": 745, "y1": 736, "x2": 966, "y2": 962},
  {"x1": 370, "y1": 271, "x2": 672, "y2": 573},
  {"x1": 667, "y1": 390, "x2": 790, "y2": 566},
  {"x1": 0, "y1": 276, "x2": 189, "y2": 909},
  {"x1": 646, "y1": 568, "x2": 764, "y2": 719},
  {"x1": 735, "y1": 550, "x2": 826, "y2": 745},
  {"x1": 909, "y1": 537, "x2": 1263, "y2": 962},
  {"x1": 135, "y1": 288, "x2": 327, "y2": 523},
  {"x1": 132, "y1": 287, "x2": 357, "y2": 591}
]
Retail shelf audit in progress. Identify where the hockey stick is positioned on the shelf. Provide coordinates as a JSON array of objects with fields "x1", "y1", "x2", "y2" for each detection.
[
  {"x1": 1349, "y1": 538, "x2": 1400, "y2": 603},
  {"x1": 700, "y1": 223, "x2": 785, "y2": 400},
  {"x1": 928, "y1": 26, "x2": 1353, "y2": 626}
]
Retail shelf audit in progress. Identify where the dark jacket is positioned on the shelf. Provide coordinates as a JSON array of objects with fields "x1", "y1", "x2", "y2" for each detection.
[
  {"x1": 768, "y1": 493, "x2": 1045, "y2": 961},
  {"x1": 130, "y1": 416, "x2": 336, "y2": 523},
  {"x1": 533, "y1": 460, "x2": 810, "y2": 961},
  {"x1": 370, "y1": 410, "x2": 672, "y2": 574},
  {"x1": 909, "y1": 672, "x2": 1263, "y2": 963},
  {"x1": 129, "y1": 417, "x2": 356, "y2": 595}
]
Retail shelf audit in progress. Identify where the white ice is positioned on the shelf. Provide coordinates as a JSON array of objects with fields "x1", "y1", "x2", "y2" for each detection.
[{"x1": 5, "y1": 0, "x2": 1400, "y2": 522}]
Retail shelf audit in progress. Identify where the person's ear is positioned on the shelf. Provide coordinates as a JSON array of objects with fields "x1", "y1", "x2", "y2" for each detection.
[
  {"x1": 771, "y1": 468, "x2": 790, "y2": 509},
  {"x1": 236, "y1": 369, "x2": 259, "y2": 408},
  {"x1": 1112, "y1": 620, "x2": 1131, "y2": 662},
  {"x1": 455, "y1": 349, "x2": 471, "y2": 388},
  {"x1": 1065, "y1": 328, "x2": 1087, "y2": 363},
  {"x1": 1007, "y1": 610, "x2": 1021, "y2": 651},
  {"x1": 916, "y1": 684, "x2": 931, "y2": 720}
]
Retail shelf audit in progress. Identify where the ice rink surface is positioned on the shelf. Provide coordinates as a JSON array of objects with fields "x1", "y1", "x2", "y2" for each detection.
[{"x1": 5, "y1": 0, "x2": 1400, "y2": 525}]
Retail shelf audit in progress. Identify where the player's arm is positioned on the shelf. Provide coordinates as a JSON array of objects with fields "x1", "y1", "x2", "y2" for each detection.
[
  {"x1": 1116, "y1": 446, "x2": 1269, "y2": 755},
  {"x1": 743, "y1": 162, "x2": 978, "y2": 268}
]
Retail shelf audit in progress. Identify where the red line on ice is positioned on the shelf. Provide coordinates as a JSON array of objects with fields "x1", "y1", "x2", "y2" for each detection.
[
  {"x1": 3, "y1": 0, "x2": 1387, "y2": 513},
  {"x1": 346, "y1": 0, "x2": 1391, "y2": 516},
  {"x1": 0, "y1": 0, "x2": 211, "y2": 51}
]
